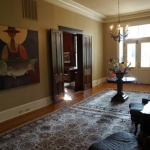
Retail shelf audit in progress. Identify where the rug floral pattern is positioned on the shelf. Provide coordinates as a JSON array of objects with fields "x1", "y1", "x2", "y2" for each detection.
[
  {"x1": 0, "y1": 89, "x2": 149, "y2": 150},
  {"x1": 73, "y1": 89, "x2": 150, "y2": 116}
]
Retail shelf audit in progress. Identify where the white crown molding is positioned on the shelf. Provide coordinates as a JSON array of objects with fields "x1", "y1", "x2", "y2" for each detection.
[
  {"x1": 44, "y1": 0, "x2": 105, "y2": 22},
  {"x1": 104, "y1": 10, "x2": 150, "y2": 23},
  {"x1": 44, "y1": 0, "x2": 150, "y2": 23}
]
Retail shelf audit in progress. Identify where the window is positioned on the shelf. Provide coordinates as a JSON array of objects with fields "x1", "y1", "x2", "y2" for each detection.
[
  {"x1": 119, "y1": 40, "x2": 123, "y2": 63},
  {"x1": 119, "y1": 27, "x2": 123, "y2": 63},
  {"x1": 139, "y1": 24, "x2": 150, "y2": 38},
  {"x1": 127, "y1": 24, "x2": 150, "y2": 39},
  {"x1": 119, "y1": 24, "x2": 150, "y2": 67}
]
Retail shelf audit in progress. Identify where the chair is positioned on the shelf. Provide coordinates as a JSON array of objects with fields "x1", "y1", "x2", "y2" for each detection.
[
  {"x1": 64, "y1": 66, "x2": 76, "y2": 85},
  {"x1": 129, "y1": 98, "x2": 150, "y2": 135}
]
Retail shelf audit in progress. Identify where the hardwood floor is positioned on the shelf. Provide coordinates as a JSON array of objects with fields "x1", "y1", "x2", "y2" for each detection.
[{"x1": 1, "y1": 82, "x2": 150, "y2": 134}]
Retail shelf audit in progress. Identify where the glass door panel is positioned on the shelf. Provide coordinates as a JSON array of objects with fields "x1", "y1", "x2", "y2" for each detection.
[
  {"x1": 138, "y1": 42, "x2": 150, "y2": 84},
  {"x1": 141, "y1": 43, "x2": 150, "y2": 67},
  {"x1": 124, "y1": 41, "x2": 138, "y2": 80},
  {"x1": 127, "y1": 43, "x2": 136, "y2": 67},
  {"x1": 122, "y1": 24, "x2": 150, "y2": 84},
  {"x1": 124, "y1": 40, "x2": 150, "y2": 84}
]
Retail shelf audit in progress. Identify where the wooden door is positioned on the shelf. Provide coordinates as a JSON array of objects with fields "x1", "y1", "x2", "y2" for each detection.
[
  {"x1": 50, "y1": 29, "x2": 64, "y2": 102},
  {"x1": 75, "y1": 34, "x2": 92, "y2": 91},
  {"x1": 83, "y1": 35, "x2": 92, "y2": 90}
]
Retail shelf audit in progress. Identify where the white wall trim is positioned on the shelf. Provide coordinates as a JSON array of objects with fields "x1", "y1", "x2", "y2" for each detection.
[
  {"x1": 44, "y1": 0, "x2": 150, "y2": 23},
  {"x1": 0, "y1": 97, "x2": 53, "y2": 123},
  {"x1": 104, "y1": 10, "x2": 150, "y2": 23},
  {"x1": 92, "y1": 77, "x2": 106, "y2": 87},
  {"x1": 44, "y1": 0, "x2": 105, "y2": 22}
]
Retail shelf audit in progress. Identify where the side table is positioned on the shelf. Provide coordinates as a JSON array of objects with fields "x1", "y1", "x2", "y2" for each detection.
[{"x1": 107, "y1": 76, "x2": 136, "y2": 102}]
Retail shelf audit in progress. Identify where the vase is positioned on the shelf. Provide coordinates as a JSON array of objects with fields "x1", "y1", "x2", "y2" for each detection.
[{"x1": 115, "y1": 72, "x2": 125, "y2": 79}]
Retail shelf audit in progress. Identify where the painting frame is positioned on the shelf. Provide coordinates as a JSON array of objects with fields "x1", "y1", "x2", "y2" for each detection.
[
  {"x1": 0, "y1": 25, "x2": 40, "y2": 91},
  {"x1": 64, "y1": 52, "x2": 70, "y2": 63}
]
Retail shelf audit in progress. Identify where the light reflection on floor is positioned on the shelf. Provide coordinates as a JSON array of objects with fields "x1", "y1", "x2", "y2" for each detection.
[{"x1": 64, "y1": 88, "x2": 72, "y2": 101}]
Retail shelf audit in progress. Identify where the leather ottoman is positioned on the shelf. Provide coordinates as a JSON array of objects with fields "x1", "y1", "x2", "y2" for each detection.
[{"x1": 88, "y1": 131, "x2": 139, "y2": 150}]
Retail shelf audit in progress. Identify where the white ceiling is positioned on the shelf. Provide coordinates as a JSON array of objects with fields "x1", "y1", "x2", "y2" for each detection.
[
  {"x1": 73, "y1": 0, "x2": 150, "y2": 17},
  {"x1": 44, "y1": 0, "x2": 150, "y2": 22}
]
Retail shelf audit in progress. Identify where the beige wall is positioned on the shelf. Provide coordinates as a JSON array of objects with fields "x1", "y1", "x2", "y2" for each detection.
[
  {"x1": 0, "y1": 0, "x2": 103, "y2": 112},
  {"x1": 103, "y1": 22, "x2": 118, "y2": 77}
]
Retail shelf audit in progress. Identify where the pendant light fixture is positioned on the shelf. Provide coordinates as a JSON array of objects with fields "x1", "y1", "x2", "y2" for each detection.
[{"x1": 110, "y1": 0, "x2": 128, "y2": 42}]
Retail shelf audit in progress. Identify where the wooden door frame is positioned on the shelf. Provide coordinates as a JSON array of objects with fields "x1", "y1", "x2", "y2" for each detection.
[
  {"x1": 58, "y1": 26, "x2": 83, "y2": 34},
  {"x1": 50, "y1": 29, "x2": 64, "y2": 102}
]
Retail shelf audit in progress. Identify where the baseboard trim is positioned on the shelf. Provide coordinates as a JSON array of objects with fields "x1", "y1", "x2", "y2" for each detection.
[
  {"x1": 92, "y1": 77, "x2": 107, "y2": 87},
  {"x1": 0, "y1": 78, "x2": 107, "y2": 123},
  {"x1": 0, "y1": 97, "x2": 52, "y2": 123}
]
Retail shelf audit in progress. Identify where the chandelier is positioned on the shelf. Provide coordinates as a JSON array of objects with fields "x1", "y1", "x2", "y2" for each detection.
[{"x1": 110, "y1": 0, "x2": 128, "y2": 42}]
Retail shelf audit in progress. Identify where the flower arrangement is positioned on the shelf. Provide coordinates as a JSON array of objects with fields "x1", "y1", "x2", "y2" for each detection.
[{"x1": 108, "y1": 57, "x2": 131, "y2": 74}]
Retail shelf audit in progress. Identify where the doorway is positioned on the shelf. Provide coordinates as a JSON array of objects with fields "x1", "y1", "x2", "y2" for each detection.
[
  {"x1": 63, "y1": 32, "x2": 77, "y2": 91},
  {"x1": 50, "y1": 27, "x2": 92, "y2": 102},
  {"x1": 124, "y1": 38, "x2": 150, "y2": 84},
  {"x1": 59, "y1": 26, "x2": 83, "y2": 92}
]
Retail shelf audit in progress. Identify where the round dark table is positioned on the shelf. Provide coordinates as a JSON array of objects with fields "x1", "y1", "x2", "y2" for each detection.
[
  {"x1": 107, "y1": 77, "x2": 136, "y2": 83},
  {"x1": 107, "y1": 76, "x2": 136, "y2": 102}
]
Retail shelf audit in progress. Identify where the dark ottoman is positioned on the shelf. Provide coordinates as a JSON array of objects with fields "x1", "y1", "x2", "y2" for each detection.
[{"x1": 88, "y1": 131, "x2": 139, "y2": 150}]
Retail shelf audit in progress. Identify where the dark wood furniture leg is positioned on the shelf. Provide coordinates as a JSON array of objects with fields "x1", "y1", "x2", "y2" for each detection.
[{"x1": 111, "y1": 73, "x2": 128, "y2": 102}]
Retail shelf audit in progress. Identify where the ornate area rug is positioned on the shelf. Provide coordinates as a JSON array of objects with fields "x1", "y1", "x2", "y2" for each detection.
[
  {"x1": 0, "y1": 89, "x2": 149, "y2": 150},
  {"x1": 73, "y1": 89, "x2": 150, "y2": 116}
]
